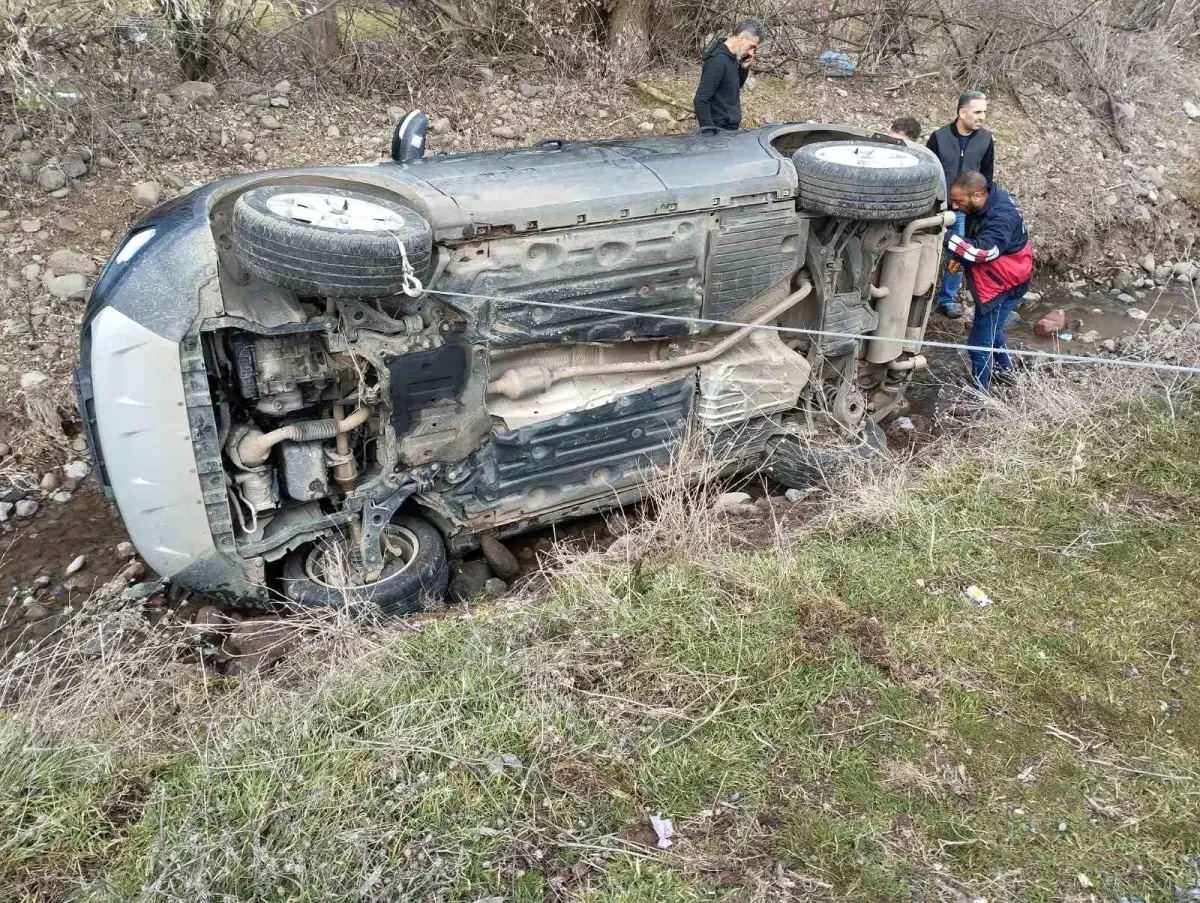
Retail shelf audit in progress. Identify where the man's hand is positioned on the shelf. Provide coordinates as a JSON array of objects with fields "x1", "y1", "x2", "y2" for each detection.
[
  {"x1": 946, "y1": 258, "x2": 962, "y2": 274},
  {"x1": 740, "y1": 46, "x2": 756, "y2": 69}
]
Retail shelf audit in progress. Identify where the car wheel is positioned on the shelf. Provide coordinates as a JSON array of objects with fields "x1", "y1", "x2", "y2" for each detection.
[
  {"x1": 281, "y1": 515, "x2": 449, "y2": 615},
  {"x1": 791, "y1": 140, "x2": 942, "y2": 222},
  {"x1": 232, "y1": 185, "x2": 433, "y2": 298},
  {"x1": 762, "y1": 423, "x2": 885, "y2": 490}
]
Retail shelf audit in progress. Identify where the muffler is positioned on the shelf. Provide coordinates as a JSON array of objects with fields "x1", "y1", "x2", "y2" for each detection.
[{"x1": 868, "y1": 212, "x2": 955, "y2": 364}]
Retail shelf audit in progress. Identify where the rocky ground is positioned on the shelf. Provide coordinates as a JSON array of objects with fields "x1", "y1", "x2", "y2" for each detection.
[{"x1": 1, "y1": 62, "x2": 1199, "y2": 665}]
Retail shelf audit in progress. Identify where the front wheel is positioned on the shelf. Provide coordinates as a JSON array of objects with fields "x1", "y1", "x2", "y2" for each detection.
[
  {"x1": 281, "y1": 515, "x2": 449, "y2": 615},
  {"x1": 762, "y1": 424, "x2": 885, "y2": 490}
]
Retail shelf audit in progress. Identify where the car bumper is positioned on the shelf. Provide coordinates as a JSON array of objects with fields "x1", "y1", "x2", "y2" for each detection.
[{"x1": 74, "y1": 187, "x2": 260, "y2": 600}]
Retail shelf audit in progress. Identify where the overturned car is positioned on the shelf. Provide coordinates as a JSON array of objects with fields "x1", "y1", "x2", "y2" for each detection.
[{"x1": 75, "y1": 123, "x2": 950, "y2": 613}]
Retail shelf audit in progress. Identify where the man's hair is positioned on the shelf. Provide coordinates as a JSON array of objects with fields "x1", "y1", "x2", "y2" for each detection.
[
  {"x1": 890, "y1": 116, "x2": 921, "y2": 140},
  {"x1": 731, "y1": 18, "x2": 763, "y2": 39},
  {"x1": 957, "y1": 90, "x2": 987, "y2": 113},
  {"x1": 951, "y1": 171, "x2": 988, "y2": 193}
]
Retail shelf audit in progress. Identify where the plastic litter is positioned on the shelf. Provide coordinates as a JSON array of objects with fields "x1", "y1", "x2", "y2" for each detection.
[
  {"x1": 964, "y1": 584, "x2": 993, "y2": 607},
  {"x1": 816, "y1": 50, "x2": 856, "y2": 78},
  {"x1": 650, "y1": 813, "x2": 674, "y2": 849}
]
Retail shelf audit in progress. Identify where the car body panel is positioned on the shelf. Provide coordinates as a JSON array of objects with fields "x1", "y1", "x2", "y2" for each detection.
[{"x1": 87, "y1": 306, "x2": 218, "y2": 578}]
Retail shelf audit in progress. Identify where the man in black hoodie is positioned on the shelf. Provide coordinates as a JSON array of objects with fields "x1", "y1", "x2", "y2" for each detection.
[{"x1": 693, "y1": 19, "x2": 762, "y2": 131}]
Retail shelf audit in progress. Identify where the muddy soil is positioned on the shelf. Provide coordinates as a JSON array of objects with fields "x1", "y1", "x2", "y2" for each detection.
[{"x1": 1, "y1": 482, "x2": 129, "y2": 598}]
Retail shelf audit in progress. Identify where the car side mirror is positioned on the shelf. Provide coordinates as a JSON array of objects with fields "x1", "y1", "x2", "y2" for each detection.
[{"x1": 390, "y1": 110, "x2": 428, "y2": 164}]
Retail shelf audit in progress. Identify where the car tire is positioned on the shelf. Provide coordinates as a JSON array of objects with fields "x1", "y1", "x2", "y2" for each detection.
[
  {"x1": 281, "y1": 515, "x2": 449, "y2": 616},
  {"x1": 792, "y1": 140, "x2": 942, "y2": 221},
  {"x1": 232, "y1": 185, "x2": 433, "y2": 298},
  {"x1": 762, "y1": 424, "x2": 885, "y2": 490}
]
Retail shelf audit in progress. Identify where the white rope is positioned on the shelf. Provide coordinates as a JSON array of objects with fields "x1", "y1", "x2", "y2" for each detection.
[
  {"x1": 422, "y1": 286, "x2": 1200, "y2": 378},
  {"x1": 393, "y1": 236, "x2": 424, "y2": 298}
]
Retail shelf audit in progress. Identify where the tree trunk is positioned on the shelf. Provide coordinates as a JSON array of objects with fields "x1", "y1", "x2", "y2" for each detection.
[
  {"x1": 298, "y1": 2, "x2": 342, "y2": 62},
  {"x1": 606, "y1": 0, "x2": 652, "y2": 69}
]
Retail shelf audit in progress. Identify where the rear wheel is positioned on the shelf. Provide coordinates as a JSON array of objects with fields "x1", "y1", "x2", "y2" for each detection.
[
  {"x1": 281, "y1": 515, "x2": 448, "y2": 615},
  {"x1": 792, "y1": 140, "x2": 942, "y2": 221},
  {"x1": 762, "y1": 424, "x2": 885, "y2": 490}
]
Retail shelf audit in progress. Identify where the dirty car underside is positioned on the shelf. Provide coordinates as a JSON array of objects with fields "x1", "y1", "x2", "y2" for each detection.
[{"x1": 76, "y1": 123, "x2": 949, "y2": 610}]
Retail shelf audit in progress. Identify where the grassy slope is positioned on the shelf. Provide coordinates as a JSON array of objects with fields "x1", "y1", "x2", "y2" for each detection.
[{"x1": 2, "y1": 386, "x2": 1199, "y2": 902}]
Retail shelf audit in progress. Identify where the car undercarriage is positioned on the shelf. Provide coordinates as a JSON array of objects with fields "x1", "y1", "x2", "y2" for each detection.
[{"x1": 77, "y1": 123, "x2": 950, "y2": 612}]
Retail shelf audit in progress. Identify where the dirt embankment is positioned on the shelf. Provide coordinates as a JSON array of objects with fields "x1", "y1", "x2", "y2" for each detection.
[{"x1": 1, "y1": 61, "x2": 1199, "y2": 627}]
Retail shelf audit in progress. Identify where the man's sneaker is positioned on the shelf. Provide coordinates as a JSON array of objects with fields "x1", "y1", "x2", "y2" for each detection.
[{"x1": 939, "y1": 302, "x2": 964, "y2": 319}]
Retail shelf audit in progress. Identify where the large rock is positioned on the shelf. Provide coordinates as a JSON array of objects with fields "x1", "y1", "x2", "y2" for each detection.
[
  {"x1": 1034, "y1": 309, "x2": 1065, "y2": 336},
  {"x1": 1185, "y1": 101, "x2": 1200, "y2": 120},
  {"x1": 715, "y1": 491, "x2": 753, "y2": 513},
  {"x1": 48, "y1": 249, "x2": 96, "y2": 277},
  {"x1": 490, "y1": 125, "x2": 520, "y2": 140},
  {"x1": 63, "y1": 155, "x2": 88, "y2": 180},
  {"x1": 15, "y1": 499, "x2": 38, "y2": 518},
  {"x1": 1142, "y1": 167, "x2": 1166, "y2": 189},
  {"x1": 37, "y1": 167, "x2": 67, "y2": 192},
  {"x1": 18, "y1": 149, "x2": 44, "y2": 167},
  {"x1": 449, "y1": 559, "x2": 493, "y2": 603},
  {"x1": 63, "y1": 460, "x2": 90, "y2": 481},
  {"x1": 224, "y1": 616, "x2": 300, "y2": 673},
  {"x1": 131, "y1": 181, "x2": 161, "y2": 208},
  {"x1": 260, "y1": 115, "x2": 282, "y2": 130},
  {"x1": 44, "y1": 273, "x2": 88, "y2": 300},
  {"x1": 171, "y1": 80, "x2": 218, "y2": 104},
  {"x1": 479, "y1": 535, "x2": 520, "y2": 581}
]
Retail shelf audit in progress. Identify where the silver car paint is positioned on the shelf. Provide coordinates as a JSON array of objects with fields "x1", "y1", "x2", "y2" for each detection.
[{"x1": 88, "y1": 306, "x2": 217, "y2": 578}]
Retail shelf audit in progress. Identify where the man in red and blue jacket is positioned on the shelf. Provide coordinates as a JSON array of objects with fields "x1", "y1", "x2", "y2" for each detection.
[{"x1": 946, "y1": 171, "x2": 1034, "y2": 388}]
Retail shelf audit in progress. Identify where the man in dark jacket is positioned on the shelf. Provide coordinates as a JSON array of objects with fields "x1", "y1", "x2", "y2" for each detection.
[
  {"x1": 946, "y1": 172, "x2": 1033, "y2": 389},
  {"x1": 926, "y1": 91, "x2": 995, "y2": 319},
  {"x1": 693, "y1": 19, "x2": 762, "y2": 131}
]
